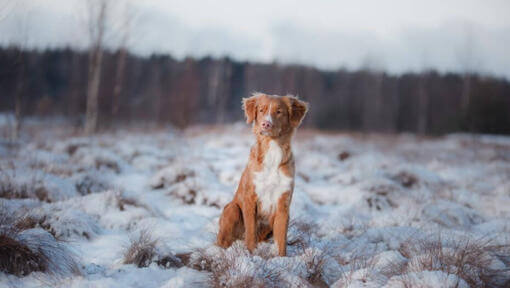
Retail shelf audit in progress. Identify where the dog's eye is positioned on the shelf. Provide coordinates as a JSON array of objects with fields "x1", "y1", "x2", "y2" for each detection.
[
  {"x1": 276, "y1": 110, "x2": 281, "y2": 114},
  {"x1": 259, "y1": 109, "x2": 263, "y2": 113}
]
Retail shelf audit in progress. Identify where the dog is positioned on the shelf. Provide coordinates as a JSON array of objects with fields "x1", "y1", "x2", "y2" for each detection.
[{"x1": 216, "y1": 92, "x2": 308, "y2": 256}]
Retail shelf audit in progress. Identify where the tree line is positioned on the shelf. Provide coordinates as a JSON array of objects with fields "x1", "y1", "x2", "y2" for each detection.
[{"x1": 1, "y1": 47, "x2": 509, "y2": 135}]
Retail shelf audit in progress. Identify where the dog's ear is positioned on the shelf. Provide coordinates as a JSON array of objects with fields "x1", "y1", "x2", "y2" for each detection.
[
  {"x1": 284, "y1": 95, "x2": 308, "y2": 128},
  {"x1": 242, "y1": 94, "x2": 259, "y2": 124}
]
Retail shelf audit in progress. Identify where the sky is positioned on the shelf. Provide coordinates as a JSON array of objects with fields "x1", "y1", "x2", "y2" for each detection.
[{"x1": 1, "y1": 0, "x2": 509, "y2": 78}]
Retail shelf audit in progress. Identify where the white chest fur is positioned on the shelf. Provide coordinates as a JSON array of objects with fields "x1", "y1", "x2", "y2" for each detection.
[{"x1": 253, "y1": 141, "x2": 293, "y2": 214}]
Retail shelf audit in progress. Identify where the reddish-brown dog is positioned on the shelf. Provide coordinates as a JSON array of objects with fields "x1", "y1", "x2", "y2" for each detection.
[{"x1": 216, "y1": 92, "x2": 308, "y2": 256}]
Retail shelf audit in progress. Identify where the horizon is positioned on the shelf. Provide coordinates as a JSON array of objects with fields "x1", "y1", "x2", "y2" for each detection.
[{"x1": 1, "y1": 45, "x2": 509, "y2": 82}]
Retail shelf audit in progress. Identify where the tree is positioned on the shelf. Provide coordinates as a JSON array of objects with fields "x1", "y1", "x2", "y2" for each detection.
[
  {"x1": 459, "y1": 24, "x2": 477, "y2": 132},
  {"x1": 4, "y1": 0, "x2": 30, "y2": 140},
  {"x1": 416, "y1": 73, "x2": 429, "y2": 134},
  {"x1": 84, "y1": 0, "x2": 109, "y2": 134},
  {"x1": 112, "y1": 1, "x2": 136, "y2": 118}
]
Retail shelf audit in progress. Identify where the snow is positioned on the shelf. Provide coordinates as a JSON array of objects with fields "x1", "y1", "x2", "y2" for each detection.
[
  {"x1": 1, "y1": 124, "x2": 510, "y2": 287},
  {"x1": 386, "y1": 270, "x2": 469, "y2": 288}
]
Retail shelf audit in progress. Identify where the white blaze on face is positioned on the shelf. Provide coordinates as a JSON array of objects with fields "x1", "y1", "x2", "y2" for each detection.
[{"x1": 264, "y1": 103, "x2": 273, "y2": 124}]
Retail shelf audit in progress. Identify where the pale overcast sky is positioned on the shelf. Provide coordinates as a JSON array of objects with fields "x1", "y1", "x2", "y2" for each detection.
[{"x1": 1, "y1": 0, "x2": 509, "y2": 78}]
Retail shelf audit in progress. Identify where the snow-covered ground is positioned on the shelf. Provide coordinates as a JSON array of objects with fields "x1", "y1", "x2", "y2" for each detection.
[{"x1": 1, "y1": 123, "x2": 510, "y2": 287}]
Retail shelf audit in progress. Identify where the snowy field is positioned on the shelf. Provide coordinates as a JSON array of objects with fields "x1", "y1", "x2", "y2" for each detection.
[{"x1": 1, "y1": 122, "x2": 510, "y2": 287}]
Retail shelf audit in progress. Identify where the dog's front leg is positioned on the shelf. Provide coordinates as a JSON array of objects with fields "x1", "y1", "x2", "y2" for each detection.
[
  {"x1": 242, "y1": 198, "x2": 257, "y2": 252},
  {"x1": 274, "y1": 192, "x2": 291, "y2": 256}
]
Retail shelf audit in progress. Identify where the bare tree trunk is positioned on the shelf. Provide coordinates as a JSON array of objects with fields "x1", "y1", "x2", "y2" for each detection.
[
  {"x1": 112, "y1": 48, "x2": 126, "y2": 117},
  {"x1": 13, "y1": 85, "x2": 23, "y2": 140},
  {"x1": 361, "y1": 71, "x2": 383, "y2": 132},
  {"x1": 461, "y1": 74, "x2": 471, "y2": 110},
  {"x1": 12, "y1": 92, "x2": 23, "y2": 140},
  {"x1": 11, "y1": 46, "x2": 26, "y2": 140},
  {"x1": 417, "y1": 74, "x2": 428, "y2": 134},
  {"x1": 461, "y1": 74, "x2": 472, "y2": 131},
  {"x1": 85, "y1": 46, "x2": 103, "y2": 134},
  {"x1": 84, "y1": 0, "x2": 107, "y2": 134},
  {"x1": 7, "y1": 1, "x2": 29, "y2": 140}
]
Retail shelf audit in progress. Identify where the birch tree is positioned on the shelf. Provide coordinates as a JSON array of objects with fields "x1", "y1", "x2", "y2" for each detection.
[{"x1": 84, "y1": 0, "x2": 109, "y2": 134}]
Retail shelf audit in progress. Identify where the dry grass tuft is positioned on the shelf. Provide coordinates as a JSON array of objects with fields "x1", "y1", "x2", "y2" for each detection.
[
  {"x1": 188, "y1": 245, "x2": 288, "y2": 288},
  {"x1": 222, "y1": 263, "x2": 285, "y2": 288},
  {"x1": 335, "y1": 251, "x2": 381, "y2": 287},
  {"x1": 0, "y1": 224, "x2": 80, "y2": 278},
  {"x1": 287, "y1": 218, "x2": 317, "y2": 252},
  {"x1": 75, "y1": 174, "x2": 110, "y2": 195},
  {"x1": 14, "y1": 215, "x2": 58, "y2": 240},
  {"x1": 65, "y1": 143, "x2": 87, "y2": 156},
  {"x1": 187, "y1": 247, "x2": 216, "y2": 272},
  {"x1": 152, "y1": 168, "x2": 195, "y2": 190},
  {"x1": 94, "y1": 157, "x2": 120, "y2": 173},
  {"x1": 12, "y1": 207, "x2": 100, "y2": 241},
  {"x1": 0, "y1": 233, "x2": 47, "y2": 276},
  {"x1": 156, "y1": 254, "x2": 184, "y2": 269},
  {"x1": 123, "y1": 228, "x2": 183, "y2": 269},
  {"x1": 303, "y1": 248, "x2": 331, "y2": 287},
  {"x1": 166, "y1": 182, "x2": 221, "y2": 208},
  {"x1": 115, "y1": 193, "x2": 150, "y2": 212},
  {"x1": 397, "y1": 235, "x2": 510, "y2": 287},
  {"x1": 335, "y1": 218, "x2": 369, "y2": 240},
  {"x1": 0, "y1": 181, "x2": 28, "y2": 199},
  {"x1": 391, "y1": 171, "x2": 419, "y2": 188},
  {"x1": 168, "y1": 185, "x2": 197, "y2": 205},
  {"x1": 123, "y1": 229, "x2": 158, "y2": 268},
  {"x1": 183, "y1": 222, "x2": 335, "y2": 287},
  {"x1": 366, "y1": 184, "x2": 399, "y2": 210},
  {"x1": 174, "y1": 172, "x2": 191, "y2": 184},
  {"x1": 338, "y1": 151, "x2": 351, "y2": 161},
  {"x1": 0, "y1": 171, "x2": 51, "y2": 202}
]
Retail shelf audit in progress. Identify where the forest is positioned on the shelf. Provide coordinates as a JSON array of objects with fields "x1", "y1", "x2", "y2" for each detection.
[{"x1": 1, "y1": 47, "x2": 509, "y2": 134}]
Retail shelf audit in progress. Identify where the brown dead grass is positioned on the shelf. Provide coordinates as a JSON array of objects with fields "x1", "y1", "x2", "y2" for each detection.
[
  {"x1": 0, "y1": 170, "x2": 51, "y2": 202},
  {"x1": 397, "y1": 236, "x2": 510, "y2": 287},
  {"x1": 65, "y1": 143, "x2": 87, "y2": 156},
  {"x1": 188, "y1": 246, "x2": 287, "y2": 288},
  {"x1": 338, "y1": 151, "x2": 351, "y2": 161},
  {"x1": 123, "y1": 229, "x2": 157, "y2": 268},
  {"x1": 0, "y1": 213, "x2": 80, "y2": 278},
  {"x1": 335, "y1": 249, "x2": 381, "y2": 287},
  {"x1": 391, "y1": 171, "x2": 419, "y2": 188},
  {"x1": 287, "y1": 218, "x2": 317, "y2": 250},
  {"x1": 186, "y1": 219, "x2": 331, "y2": 287},
  {"x1": 0, "y1": 233, "x2": 47, "y2": 276},
  {"x1": 75, "y1": 175, "x2": 110, "y2": 195},
  {"x1": 168, "y1": 186, "x2": 197, "y2": 205},
  {"x1": 94, "y1": 158, "x2": 120, "y2": 173},
  {"x1": 303, "y1": 248, "x2": 331, "y2": 287},
  {"x1": 115, "y1": 192, "x2": 151, "y2": 213},
  {"x1": 123, "y1": 229, "x2": 183, "y2": 269},
  {"x1": 14, "y1": 215, "x2": 59, "y2": 240},
  {"x1": 0, "y1": 212, "x2": 47, "y2": 276},
  {"x1": 156, "y1": 254, "x2": 184, "y2": 269}
]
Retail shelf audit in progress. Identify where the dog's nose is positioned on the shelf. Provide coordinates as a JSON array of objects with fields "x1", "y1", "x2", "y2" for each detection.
[{"x1": 261, "y1": 121, "x2": 273, "y2": 130}]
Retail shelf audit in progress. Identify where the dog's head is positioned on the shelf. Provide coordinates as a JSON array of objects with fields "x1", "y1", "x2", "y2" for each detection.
[{"x1": 242, "y1": 93, "x2": 308, "y2": 138}]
